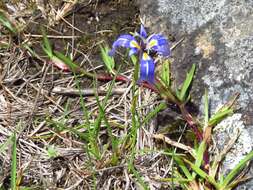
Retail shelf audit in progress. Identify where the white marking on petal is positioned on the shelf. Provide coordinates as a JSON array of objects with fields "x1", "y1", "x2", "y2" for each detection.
[
  {"x1": 130, "y1": 40, "x2": 140, "y2": 49},
  {"x1": 145, "y1": 62, "x2": 149, "y2": 77}
]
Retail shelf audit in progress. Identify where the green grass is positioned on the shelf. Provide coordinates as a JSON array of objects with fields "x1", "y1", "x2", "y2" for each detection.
[
  {"x1": 0, "y1": 11, "x2": 17, "y2": 34},
  {"x1": 11, "y1": 132, "x2": 17, "y2": 190}
]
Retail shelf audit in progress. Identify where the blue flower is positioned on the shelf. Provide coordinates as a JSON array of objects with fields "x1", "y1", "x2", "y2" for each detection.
[{"x1": 109, "y1": 25, "x2": 170, "y2": 84}]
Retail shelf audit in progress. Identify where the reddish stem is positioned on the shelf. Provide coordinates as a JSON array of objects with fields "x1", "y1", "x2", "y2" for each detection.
[
  {"x1": 96, "y1": 74, "x2": 158, "y2": 92},
  {"x1": 97, "y1": 74, "x2": 130, "y2": 83},
  {"x1": 203, "y1": 151, "x2": 210, "y2": 167},
  {"x1": 179, "y1": 105, "x2": 203, "y2": 141},
  {"x1": 138, "y1": 82, "x2": 159, "y2": 93},
  {"x1": 179, "y1": 104, "x2": 210, "y2": 168}
]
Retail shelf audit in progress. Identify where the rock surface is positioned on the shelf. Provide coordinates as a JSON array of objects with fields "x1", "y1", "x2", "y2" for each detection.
[{"x1": 138, "y1": 0, "x2": 253, "y2": 189}]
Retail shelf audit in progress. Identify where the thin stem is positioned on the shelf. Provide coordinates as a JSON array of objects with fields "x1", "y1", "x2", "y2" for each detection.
[
  {"x1": 78, "y1": 68, "x2": 158, "y2": 92},
  {"x1": 96, "y1": 74, "x2": 129, "y2": 82},
  {"x1": 178, "y1": 104, "x2": 210, "y2": 168},
  {"x1": 178, "y1": 104, "x2": 203, "y2": 141}
]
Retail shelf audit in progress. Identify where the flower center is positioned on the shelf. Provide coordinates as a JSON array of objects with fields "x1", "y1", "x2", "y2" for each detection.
[{"x1": 142, "y1": 52, "x2": 150, "y2": 60}]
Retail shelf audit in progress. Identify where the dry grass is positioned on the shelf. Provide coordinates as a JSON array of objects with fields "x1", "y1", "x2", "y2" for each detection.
[{"x1": 0, "y1": 0, "x2": 186, "y2": 189}]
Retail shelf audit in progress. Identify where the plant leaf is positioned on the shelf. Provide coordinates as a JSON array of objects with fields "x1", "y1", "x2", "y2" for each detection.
[
  {"x1": 156, "y1": 177, "x2": 192, "y2": 183},
  {"x1": 54, "y1": 51, "x2": 79, "y2": 71},
  {"x1": 208, "y1": 108, "x2": 233, "y2": 126},
  {"x1": 42, "y1": 29, "x2": 53, "y2": 58},
  {"x1": 11, "y1": 132, "x2": 17, "y2": 190},
  {"x1": 195, "y1": 141, "x2": 206, "y2": 168},
  {"x1": 204, "y1": 89, "x2": 209, "y2": 129},
  {"x1": 130, "y1": 54, "x2": 137, "y2": 65},
  {"x1": 161, "y1": 60, "x2": 171, "y2": 87},
  {"x1": 192, "y1": 141, "x2": 206, "y2": 178},
  {"x1": 100, "y1": 45, "x2": 115, "y2": 74},
  {"x1": 173, "y1": 155, "x2": 193, "y2": 181},
  {"x1": 220, "y1": 150, "x2": 253, "y2": 189},
  {"x1": 142, "y1": 102, "x2": 167, "y2": 125},
  {"x1": 0, "y1": 134, "x2": 13, "y2": 154},
  {"x1": 178, "y1": 64, "x2": 196, "y2": 102},
  {"x1": 184, "y1": 158, "x2": 220, "y2": 189},
  {"x1": 0, "y1": 11, "x2": 17, "y2": 34},
  {"x1": 227, "y1": 176, "x2": 253, "y2": 189},
  {"x1": 155, "y1": 78, "x2": 178, "y2": 104},
  {"x1": 209, "y1": 93, "x2": 239, "y2": 127}
]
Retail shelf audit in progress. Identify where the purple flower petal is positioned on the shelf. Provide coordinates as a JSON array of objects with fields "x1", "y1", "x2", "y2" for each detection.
[
  {"x1": 108, "y1": 34, "x2": 140, "y2": 56},
  {"x1": 140, "y1": 25, "x2": 148, "y2": 38},
  {"x1": 146, "y1": 34, "x2": 170, "y2": 57},
  {"x1": 129, "y1": 48, "x2": 139, "y2": 56},
  {"x1": 139, "y1": 52, "x2": 155, "y2": 84}
]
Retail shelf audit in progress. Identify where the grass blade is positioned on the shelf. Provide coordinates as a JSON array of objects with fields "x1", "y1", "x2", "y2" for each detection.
[
  {"x1": 42, "y1": 29, "x2": 53, "y2": 58},
  {"x1": 192, "y1": 141, "x2": 206, "y2": 179},
  {"x1": 130, "y1": 54, "x2": 137, "y2": 65},
  {"x1": 178, "y1": 64, "x2": 196, "y2": 102},
  {"x1": 100, "y1": 45, "x2": 115, "y2": 74},
  {"x1": 0, "y1": 135, "x2": 13, "y2": 153},
  {"x1": 128, "y1": 158, "x2": 148, "y2": 190},
  {"x1": 93, "y1": 68, "x2": 118, "y2": 136},
  {"x1": 142, "y1": 102, "x2": 167, "y2": 125},
  {"x1": 11, "y1": 132, "x2": 17, "y2": 190},
  {"x1": 208, "y1": 108, "x2": 233, "y2": 126},
  {"x1": 184, "y1": 158, "x2": 220, "y2": 189},
  {"x1": 54, "y1": 51, "x2": 79, "y2": 71},
  {"x1": 220, "y1": 150, "x2": 253, "y2": 189},
  {"x1": 173, "y1": 156, "x2": 193, "y2": 180},
  {"x1": 95, "y1": 94, "x2": 119, "y2": 164},
  {"x1": 46, "y1": 118, "x2": 89, "y2": 140},
  {"x1": 204, "y1": 89, "x2": 209, "y2": 129},
  {"x1": 0, "y1": 11, "x2": 17, "y2": 34},
  {"x1": 161, "y1": 60, "x2": 171, "y2": 87}
]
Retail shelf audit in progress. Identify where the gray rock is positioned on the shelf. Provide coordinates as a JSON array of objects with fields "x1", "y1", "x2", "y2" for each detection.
[
  {"x1": 138, "y1": 0, "x2": 253, "y2": 189},
  {"x1": 214, "y1": 114, "x2": 252, "y2": 171}
]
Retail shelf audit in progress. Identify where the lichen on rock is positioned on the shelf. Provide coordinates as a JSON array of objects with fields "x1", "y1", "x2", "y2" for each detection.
[{"x1": 213, "y1": 114, "x2": 252, "y2": 172}]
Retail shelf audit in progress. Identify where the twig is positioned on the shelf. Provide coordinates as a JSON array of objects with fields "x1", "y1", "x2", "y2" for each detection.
[
  {"x1": 52, "y1": 86, "x2": 127, "y2": 96},
  {"x1": 210, "y1": 129, "x2": 240, "y2": 177},
  {"x1": 95, "y1": 164, "x2": 126, "y2": 173},
  {"x1": 24, "y1": 34, "x2": 81, "y2": 39},
  {"x1": 65, "y1": 179, "x2": 84, "y2": 190},
  {"x1": 170, "y1": 37, "x2": 185, "y2": 51},
  {"x1": 152, "y1": 133, "x2": 195, "y2": 157}
]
